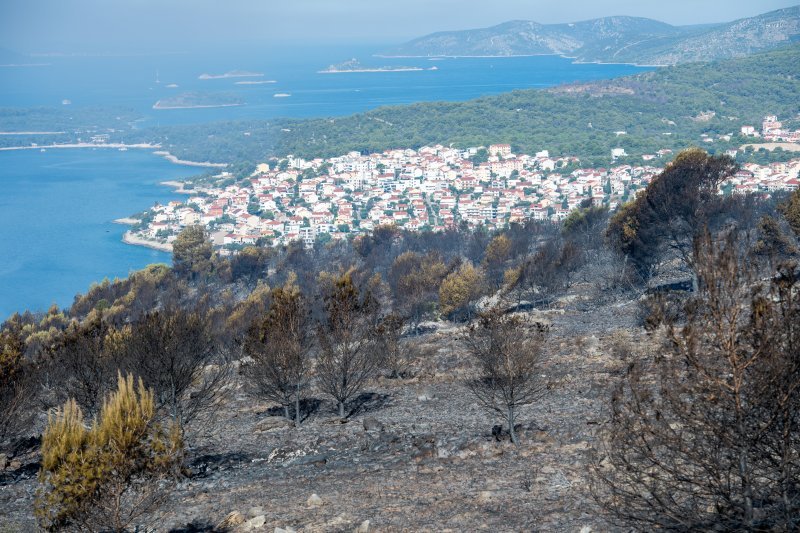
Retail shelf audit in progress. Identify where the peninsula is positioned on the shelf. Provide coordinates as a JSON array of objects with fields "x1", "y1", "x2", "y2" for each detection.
[
  {"x1": 0, "y1": 143, "x2": 228, "y2": 168},
  {"x1": 319, "y1": 58, "x2": 436, "y2": 73},
  {"x1": 152, "y1": 92, "x2": 244, "y2": 110},
  {"x1": 198, "y1": 70, "x2": 263, "y2": 80},
  {"x1": 234, "y1": 80, "x2": 277, "y2": 85}
]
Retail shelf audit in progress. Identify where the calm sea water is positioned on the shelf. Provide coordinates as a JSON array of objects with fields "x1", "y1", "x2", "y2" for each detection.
[
  {"x1": 0, "y1": 46, "x2": 652, "y2": 318},
  {"x1": 0, "y1": 45, "x2": 650, "y2": 125},
  {"x1": 0, "y1": 149, "x2": 196, "y2": 319}
]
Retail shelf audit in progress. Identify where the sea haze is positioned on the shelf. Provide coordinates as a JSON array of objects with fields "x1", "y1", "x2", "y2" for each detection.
[{"x1": 0, "y1": 44, "x2": 653, "y2": 317}]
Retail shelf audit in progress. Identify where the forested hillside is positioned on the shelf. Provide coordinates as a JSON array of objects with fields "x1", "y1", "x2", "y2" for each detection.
[
  {"x1": 1, "y1": 46, "x2": 797, "y2": 166},
  {"x1": 146, "y1": 45, "x2": 800, "y2": 165}
]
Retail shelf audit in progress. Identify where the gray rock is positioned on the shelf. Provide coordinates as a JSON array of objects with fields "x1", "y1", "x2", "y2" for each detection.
[
  {"x1": 241, "y1": 515, "x2": 266, "y2": 531},
  {"x1": 354, "y1": 519, "x2": 370, "y2": 533},
  {"x1": 307, "y1": 493, "x2": 323, "y2": 507},
  {"x1": 286, "y1": 454, "x2": 328, "y2": 467},
  {"x1": 254, "y1": 416, "x2": 292, "y2": 432},
  {"x1": 476, "y1": 491, "x2": 494, "y2": 503},
  {"x1": 416, "y1": 387, "x2": 435, "y2": 401},
  {"x1": 362, "y1": 417, "x2": 384, "y2": 432},
  {"x1": 217, "y1": 511, "x2": 246, "y2": 530},
  {"x1": 247, "y1": 506, "x2": 265, "y2": 518}
]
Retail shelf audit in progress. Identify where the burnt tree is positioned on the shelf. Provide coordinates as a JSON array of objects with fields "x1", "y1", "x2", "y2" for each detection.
[
  {"x1": 592, "y1": 233, "x2": 800, "y2": 530},
  {"x1": 316, "y1": 272, "x2": 381, "y2": 418},
  {"x1": 243, "y1": 285, "x2": 312, "y2": 426},
  {"x1": 464, "y1": 309, "x2": 549, "y2": 444}
]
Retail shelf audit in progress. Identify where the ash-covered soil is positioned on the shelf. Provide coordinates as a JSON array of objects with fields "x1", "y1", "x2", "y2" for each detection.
[{"x1": 0, "y1": 294, "x2": 645, "y2": 532}]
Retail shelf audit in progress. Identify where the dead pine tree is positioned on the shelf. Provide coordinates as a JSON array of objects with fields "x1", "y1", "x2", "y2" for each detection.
[
  {"x1": 591, "y1": 232, "x2": 800, "y2": 531},
  {"x1": 117, "y1": 308, "x2": 229, "y2": 438},
  {"x1": 464, "y1": 308, "x2": 549, "y2": 445},
  {"x1": 243, "y1": 284, "x2": 312, "y2": 427},
  {"x1": 375, "y1": 312, "x2": 411, "y2": 379},
  {"x1": 0, "y1": 319, "x2": 35, "y2": 446},
  {"x1": 316, "y1": 271, "x2": 381, "y2": 419}
]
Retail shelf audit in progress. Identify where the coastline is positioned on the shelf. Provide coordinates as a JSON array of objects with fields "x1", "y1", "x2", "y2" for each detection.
[
  {"x1": 152, "y1": 151, "x2": 227, "y2": 168},
  {"x1": 0, "y1": 131, "x2": 66, "y2": 135},
  {"x1": 0, "y1": 142, "x2": 160, "y2": 151},
  {"x1": 122, "y1": 231, "x2": 173, "y2": 253},
  {"x1": 375, "y1": 53, "x2": 555, "y2": 59},
  {"x1": 570, "y1": 58, "x2": 668, "y2": 67},
  {"x1": 152, "y1": 102, "x2": 244, "y2": 110},
  {"x1": 318, "y1": 67, "x2": 427, "y2": 74},
  {"x1": 113, "y1": 217, "x2": 140, "y2": 225},
  {"x1": 198, "y1": 72, "x2": 263, "y2": 80},
  {"x1": 0, "y1": 143, "x2": 228, "y2": 168},
  {"x1": 235, "y1": 80, "x2": 277, "y2": 85},
  {"x1": 374, "y1": 52, "x2": 664, "y2": 67},
  {"x1": 160, "y1": 180, "x2": 194, "y2": 194}
]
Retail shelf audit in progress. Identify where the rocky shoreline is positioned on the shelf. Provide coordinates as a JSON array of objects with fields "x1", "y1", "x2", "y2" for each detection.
[
  {"x1": 122, "y1": 231, "x2": 172, "y2": 253},
  {"x1": 0, "y1": 142, "x2": 159, "y2": 151},
  {"x1": 160, "y1": 180, "x2": 194, "y2": 194},
  {"x1": 113, "y1": 217, "x2": 140, "y2": 225},
  {"x1": 152, "y1": 151, "x2": 227, "y2": 168}
]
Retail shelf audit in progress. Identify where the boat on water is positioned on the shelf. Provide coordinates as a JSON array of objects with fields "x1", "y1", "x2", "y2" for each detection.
[
  {"x1": 273, "y1": 93, "x2": 291, "y2": 98},
  {"x1": 119, "y1": 147, "x2": 128, "y2": 151}
]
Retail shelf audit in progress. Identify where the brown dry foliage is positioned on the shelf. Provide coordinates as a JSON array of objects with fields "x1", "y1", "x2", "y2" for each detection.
[
  {"x1": 592, "y1": 233, "x2": 800, "y2": 530},
  {"x1": 243, "y1": 283, "x2": 312, "y2": 426}
]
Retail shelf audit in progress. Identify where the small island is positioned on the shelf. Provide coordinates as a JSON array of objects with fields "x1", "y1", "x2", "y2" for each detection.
[
  {"x1": 234, "y1": 80, "x2": 277, "y2": 85},
  {"x1": 153, "y1": 92, "x2": 244, "y2": 110},
  {"x1": 198, "y1": 70, "x2": 263, "y2": 80},
  {"x1": 318, "y1": 58, "x2": 436, "y2": 73}
]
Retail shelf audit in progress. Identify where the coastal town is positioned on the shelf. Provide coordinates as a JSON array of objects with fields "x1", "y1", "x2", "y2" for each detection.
[{"x1": 123, "y1": 116, "x2": 800, "y2": 253}]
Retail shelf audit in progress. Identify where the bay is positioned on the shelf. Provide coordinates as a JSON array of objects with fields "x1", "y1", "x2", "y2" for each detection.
[{"x1": 0, "y1": 149, "x2": 196, "y2": 319}]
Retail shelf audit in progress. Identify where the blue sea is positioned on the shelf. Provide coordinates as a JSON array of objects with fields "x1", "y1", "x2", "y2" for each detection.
[
  {"x1": 0, "y1": 149, "x2": 197, "y2": 319},
  {"x1": 0, "y1": 45, "x2": 652, "y2": 318}
]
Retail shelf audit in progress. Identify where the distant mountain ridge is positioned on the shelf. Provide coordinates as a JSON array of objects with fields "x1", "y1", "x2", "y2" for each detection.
[{"x1": 382, "y1": 6, "x2": 800, "y2": 65}]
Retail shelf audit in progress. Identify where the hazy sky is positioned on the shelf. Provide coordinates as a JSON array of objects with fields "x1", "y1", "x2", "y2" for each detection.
[{"x1": 1, "y1": 0, "x2": 798, "y2": 53}]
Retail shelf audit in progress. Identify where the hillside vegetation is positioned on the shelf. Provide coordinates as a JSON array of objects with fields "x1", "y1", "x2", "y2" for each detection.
[
  {"x1": 147, "y1": 45, "x2": 800, "y2": 165},
  {"x1": 2, "y1": 152, "x2": 800, "y2": 531},
  {"x1": 1, "y1": 45, "x2": 797, "y2": 167}
]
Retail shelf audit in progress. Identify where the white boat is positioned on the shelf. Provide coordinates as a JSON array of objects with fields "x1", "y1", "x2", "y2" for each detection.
[{"x1": 273, "y1": 93, "x2": 291, "y2": 98}]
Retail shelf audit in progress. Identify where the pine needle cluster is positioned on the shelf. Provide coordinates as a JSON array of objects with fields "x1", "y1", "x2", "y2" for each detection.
[{"x1": 35, "y1": 373, "x2": 183, "y2": 532}]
